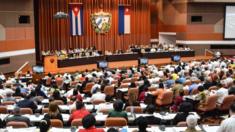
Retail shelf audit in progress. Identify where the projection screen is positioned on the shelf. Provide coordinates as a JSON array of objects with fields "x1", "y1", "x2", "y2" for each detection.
[{"x1": 224, "y1": 5, "x2": 235, "y2": 39}]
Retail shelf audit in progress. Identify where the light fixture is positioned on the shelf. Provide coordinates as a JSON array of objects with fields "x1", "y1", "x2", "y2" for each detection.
[
  {"x1": 54, "y1": 0, "x2": 68, "y2": 19},
  {"x1": 54, "y1": 11, "x2": 68, "y2": 19}
]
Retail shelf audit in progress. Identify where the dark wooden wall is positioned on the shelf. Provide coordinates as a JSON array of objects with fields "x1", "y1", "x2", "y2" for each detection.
[{"x1": 35, "y1": 0, "x2": 151, "y2": 61}]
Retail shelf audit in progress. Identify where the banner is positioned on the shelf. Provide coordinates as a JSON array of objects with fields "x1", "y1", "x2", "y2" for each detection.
[
  {"x1": 119, "y1": 6, "x2": 131, "y2": 34},
  {"x1": 69, "y1": 3, "x2": 83, "y2": 36}
]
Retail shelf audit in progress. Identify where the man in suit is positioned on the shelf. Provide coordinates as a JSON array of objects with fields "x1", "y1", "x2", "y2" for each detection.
[
  {"x1": 17, "y1": 95, "x2": 37, "y2": 112},
  {"x1": 5, "y1": 107, "x2": 31, "y2": 126}
]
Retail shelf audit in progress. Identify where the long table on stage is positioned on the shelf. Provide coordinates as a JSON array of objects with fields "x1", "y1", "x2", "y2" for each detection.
[
  {"x1": 44, "y1": 50, "x2": 212, "y2": 73},
  {"x1": 57, "y1": 50, "x2": 195, "y2": 68},
  {"x1": 57, "y1": 56, "x2": 105, "y2": 68}
]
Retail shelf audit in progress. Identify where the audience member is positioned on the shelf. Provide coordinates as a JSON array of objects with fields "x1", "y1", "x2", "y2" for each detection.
[
  {"x1": 217, "y1": 102, "x2": 235, "y2": 132},
  {"x1": 108, "y1": 99, "x2": 128, "y2": 120},
  {"x1": 43, "y1": 101, "x2": 64, "y2": 124},
  {"x1": 5, "y1": 106, "x2": 31, "y2": 126},
  {"x1": 79, "y1": 114, "x2": 104, "y2": 132},
  {"x1": 185, "y1": 115, "x2": 200, "y2": 132}
]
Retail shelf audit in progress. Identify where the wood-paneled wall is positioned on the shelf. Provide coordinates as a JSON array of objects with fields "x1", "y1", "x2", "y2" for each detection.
[{"x1": 36, "y1": 0, "x2": 151, "y2": 61}]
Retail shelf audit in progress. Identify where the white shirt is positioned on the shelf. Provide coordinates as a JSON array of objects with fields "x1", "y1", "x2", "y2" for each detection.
[
  {"x1": 90, "y1": 84, "x2": 101, "y2": 94},
  {"x1": 91, "y1": 92, "x2": 106, "y2": 102},
  {"x1": 216, "y1": 88, "x2": 228, "y2": 104},
  {"x1": 217, "y1": 115, "x2": 235, "y2": 132}
]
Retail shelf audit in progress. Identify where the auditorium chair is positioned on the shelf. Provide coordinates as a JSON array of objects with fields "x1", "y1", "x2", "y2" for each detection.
[
  {"x1": 7, "y1": 121, "x2": 28, "y2": 128},
  {"x1": 131, "y1": 77, "x2": 139, "y2": 82},
  {"x1": 0, "y1": 106, "x2": 7, "y2": 114},
  {"x1": 217, "y1": 95, "x2": 235, "y2": 112},
  {"x1": 50, "y1": 119, "x2": 63, "y2": 128},
  {"x1": 191, "y1": 88, "x2": 199, "y2": 95},
  {"x1": 1, "y1": 101, "x2": 15, "y2": 105},
  {"x1": 124, "y1": 87, "x2": 139, "y2": 100},
  {"x1": 104, "y1": 85, "x2": 115, "y2": 97},
  {"x1": 120, "y1": 83, "x2": 130, "y2": 88},
  {"x1": 105, "y1": 117, "x2": 127, "y2": 127},
  {"x1": 42, "y1": 108, "x2": 49, "y2": 114},
  {"x1": 122, "y1": 78, "x2": 132, "y2": 83},
  {"x1": 197, "y1": 95, "x2": 218, "y2": 113},
  {"x1": 20, "y1": 108, "x2": 33, "y2": 115},
  {"x1": 176, "y1": 121, "x2": 187, "y2": 127},
  {"x1": 156, "y1": 91, "x2": 173, "y2": 106},
  {"x1": 83, "y1": 82, "x2": 94, "y2": 94},
  {"x1": 99, "y1": 109, "x2": 110, "y2": 114},
  {"x1": 53, "y1": 100, "x2": 64, "y2": 105},
  {"x1": 111, "y1": 80, "x2": 118, "y2": 85},
  {"x1": 71, "y1": 119, "x2": 82, "y2": 127},
  {"x1": 148, "y1": 87, "x2": 157, "y2": 92},
  {"x1": 125, "y1": 106, "x2": 143, "y2": 113}
]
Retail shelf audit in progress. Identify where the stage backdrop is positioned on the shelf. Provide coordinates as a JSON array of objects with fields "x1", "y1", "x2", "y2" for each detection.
[{"x1": 35, "y1": 0, "x2": 151, "y2": 62}]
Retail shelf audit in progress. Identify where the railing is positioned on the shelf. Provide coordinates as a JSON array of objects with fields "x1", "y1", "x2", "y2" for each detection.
[
  {"x1": 204, "y1": 49, "x2": 214, "y2": 57},
  {"x1": 15, "y1": 61, "x2": 31, "y2": 77}
]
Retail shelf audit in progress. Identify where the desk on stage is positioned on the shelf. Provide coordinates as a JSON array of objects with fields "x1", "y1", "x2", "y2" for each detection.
[{"x1": 43, "y1": 50, "x2": 211, "y2": 73}]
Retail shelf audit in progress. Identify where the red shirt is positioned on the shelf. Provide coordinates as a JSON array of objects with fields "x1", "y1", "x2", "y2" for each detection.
[
  {"x1": 69, "y1": 108, "x2": 90, "y2": 122},
  {"x1": 78, "y1": 126, "x2": 104, "y2": 132}
]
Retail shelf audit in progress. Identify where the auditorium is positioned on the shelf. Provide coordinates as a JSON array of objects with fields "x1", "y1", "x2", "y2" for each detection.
[{"x1": 1, "y1": 0, "x2": 235, "y2": 131}]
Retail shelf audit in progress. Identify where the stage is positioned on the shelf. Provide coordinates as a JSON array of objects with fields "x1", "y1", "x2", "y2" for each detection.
[{"x1": 43, "y1": 51, "x2": 212, "y2": 73}]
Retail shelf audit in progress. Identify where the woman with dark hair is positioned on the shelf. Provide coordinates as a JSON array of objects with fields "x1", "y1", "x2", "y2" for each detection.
[
  {"x1": 134, "y1": 116, "x2": 149, "y2": 132},
  {"x1": 108, "y1": 99, "x2": 128, "y2": 120},
  {"x1": 78, "y1": 114, "x2": 104, "y2": 132},
  {"x1": 43, "y1": 101, "x2": 63, "y2": 124},
  {"x1": 51, "y1": 90, "x2": 67, "y2": 104},
  {"x1": 172, "y1": 102, "x2": 193, "y2": 125}
]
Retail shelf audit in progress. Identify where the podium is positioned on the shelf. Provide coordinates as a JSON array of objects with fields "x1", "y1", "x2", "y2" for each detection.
[{"x1": 44, "y1": 55, "x2": 58, "y2": 73}]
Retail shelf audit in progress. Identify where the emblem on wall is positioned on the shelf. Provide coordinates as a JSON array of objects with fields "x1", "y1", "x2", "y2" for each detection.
[{"x1": 90, "y1": 11, "x2": 112, "y2": 34}]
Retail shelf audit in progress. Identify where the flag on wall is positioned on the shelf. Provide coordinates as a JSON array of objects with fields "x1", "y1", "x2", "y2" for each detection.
[
  {"x1": 119, "y1": 6, "x2": 131, "y2": 34},
  {"x1": 69, "y1": 3, "x2": 83, "y2": 36}
]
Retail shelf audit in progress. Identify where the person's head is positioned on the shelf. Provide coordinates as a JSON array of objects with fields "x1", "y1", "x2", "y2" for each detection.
[
  {"x1": 13, "y1": 106, "x2": 20, "y2": 115},
  {"x1": 179, "y1": 102, "x2": 193, "y2": 114},
  {"x1": 229, "y1": 102, "x2": 235, "y2": 116},
  {"x1": 145, "y1": 104, "x2": 156, "y2": 114},
  {"x1": 76, "y1": 101, "x2": 84, "y2": 110},
  {"x1": 135, "y1": 116, "x2": 148, "y2": 132},
  {"x1": 186, "y1": 115, "x2": 198, "y2": 129},
  {"x1": 15, "y1": 87, "x2": 21, "y2": 94},
  {"x1": 39, "y1": 118, "x2": 50, "y2": 132},
  {"x1": 48, "y1": 102, "x2": 59, "y2": 116},
  {"x1": 52, "y1": 90, "x2": 61, "y2": 98},
  {"x1": 113, "y1": 99, "x2": 124, "y2": 112},
  {"x1": 6, "y1": 93, "x2": 12, "y2": 98},
  {"x1": 73, "y1": 88, "x2": 78, "y2": 96},
  {"x1": 197, "y1": 86, "x2": 204, "y2": 92},
  {"x1": 107, "y1": 128, "x2": 119, "y2": 132},
  {"x1": 128, "y1": 93, "x2": 137, "y2": 105},
  {"x1": 159, "y1": 82, "x2": 164, "y2": 89},
  {"x1": 82, "y1": 114, "x2": 96, "y2": 129}
]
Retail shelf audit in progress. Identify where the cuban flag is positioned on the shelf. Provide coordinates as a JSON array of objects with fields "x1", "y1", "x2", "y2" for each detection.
[
  {"x1": 119, "y1": 6, "x2": 131, "y2": 34},
  {"x1": 69, "y1": 4, "x2": 83, "y2": 36}
]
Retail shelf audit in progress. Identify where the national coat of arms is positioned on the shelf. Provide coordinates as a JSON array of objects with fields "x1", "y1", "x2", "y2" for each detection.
[{"x1": 90, "y1": 11, "x2": 112, "y2": 34}]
